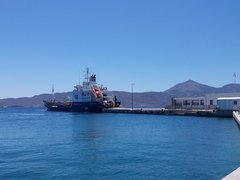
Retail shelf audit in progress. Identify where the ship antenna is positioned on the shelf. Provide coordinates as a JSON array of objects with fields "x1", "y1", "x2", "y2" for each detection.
[
  {"x1": 52, "y1": 84, "x2": 55, "y2": 101},
  {"x1": 78, "y1": 71, "x2": 81, "y2": 85}
]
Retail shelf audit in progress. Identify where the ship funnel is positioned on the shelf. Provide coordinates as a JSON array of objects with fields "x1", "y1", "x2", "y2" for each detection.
[{"x1": 90, "y1": 74, "x2": 96, "y2": 82}]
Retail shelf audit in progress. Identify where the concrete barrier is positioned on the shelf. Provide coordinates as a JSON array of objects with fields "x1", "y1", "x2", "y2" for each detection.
[{"x1": 222, "y1": 167, "x2": 240, "y2": 180}]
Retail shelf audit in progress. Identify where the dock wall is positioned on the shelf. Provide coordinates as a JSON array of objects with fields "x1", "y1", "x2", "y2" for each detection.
[{"x1": 103, "y1": 108, "x2": 228, "y2": 118}]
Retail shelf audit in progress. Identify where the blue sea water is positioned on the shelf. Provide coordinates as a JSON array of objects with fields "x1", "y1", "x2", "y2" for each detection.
[{"x1": 1, "y1": 108, "x2": 240, "y2": 179}]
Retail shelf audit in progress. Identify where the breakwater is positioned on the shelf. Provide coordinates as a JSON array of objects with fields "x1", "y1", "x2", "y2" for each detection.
[{"x1": 103, "y1": 108, "x2": 233, "y2": 118}]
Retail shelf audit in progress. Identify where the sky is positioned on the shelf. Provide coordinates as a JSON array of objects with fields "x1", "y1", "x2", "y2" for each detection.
[{"x1": 0, "y1": 0, "x2": 240, "y2": 98}]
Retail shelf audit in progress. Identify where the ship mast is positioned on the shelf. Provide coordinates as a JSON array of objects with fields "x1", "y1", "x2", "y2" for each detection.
[
  {"x1": 85, "y1": 67, "x2": 90, "y2": 82},
  {"x1": 52, "y1": 84, "x2": 55, "y2": 101}
]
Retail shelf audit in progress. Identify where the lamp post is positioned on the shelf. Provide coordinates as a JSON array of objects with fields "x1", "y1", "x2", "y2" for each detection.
[
  {"x1": 131, "y1": 83, "x2": 134, "y2": 110},
  {"x1": 233, "y1": 72, "x2": 237, "y2": 84}
]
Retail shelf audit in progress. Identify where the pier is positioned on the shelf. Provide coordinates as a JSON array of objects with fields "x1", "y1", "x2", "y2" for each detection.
[
  {"x1": 103, "y1": 108, "x2": 218, "y2": 117},
  {"x1": 222, "y1": 167, "x2": 240, "y2": 180},
  {"x1": 233, "y1": 111, "x2": 240, "y2": 125}
]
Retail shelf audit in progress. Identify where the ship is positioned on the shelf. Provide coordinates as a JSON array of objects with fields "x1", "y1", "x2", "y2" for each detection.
[{"x1": 43, "y1": 69, "x2": 120, "y2": 112}]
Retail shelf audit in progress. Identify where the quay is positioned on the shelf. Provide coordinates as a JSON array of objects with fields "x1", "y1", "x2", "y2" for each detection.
[
  {"x1": 222, "y1": 167, "x2": 240, "y2": 180},
  {"x1": 233, "y1": 111, "x2": 240, "y2": 125},
  {"x1": 103, "y1": 108, "x2": 219, "y2": 117}
]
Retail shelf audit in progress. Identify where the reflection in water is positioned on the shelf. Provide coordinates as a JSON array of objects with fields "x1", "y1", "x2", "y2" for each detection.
[
  {"x1": 71, "y1": 113, "x2": 108, "y2": 142},
  {"x1": 69, "y1": 114, "x2": 113, "y2": 177}
]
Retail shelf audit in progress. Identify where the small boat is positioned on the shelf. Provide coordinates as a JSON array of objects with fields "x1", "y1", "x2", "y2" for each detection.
[
  {"x1": 233, "y1": 110, "x2": 240, "y2": 126},
  {"x1": 44, "y1": 69, "x2": 120, "y2": 113}
]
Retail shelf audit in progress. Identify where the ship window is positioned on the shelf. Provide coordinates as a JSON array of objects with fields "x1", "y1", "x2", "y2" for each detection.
[
  {"x1": 192, "y1": 100, "x2": 199, "y2": 106},
  {"x1": 234, "y1": 100, "x2": 237, "y2": 105},
  {"x1": 183, "y1": 100, "x2": 190, "y2": 106},
  {"x1": 75, "y1": 95, "x2": 78, "y2": 100},
  {"x1": 200, "y1": 100, "x2": 204, "y2": 105},
  {"x1": 210, "y1": 100, "x2": 213, "y2": 105}
]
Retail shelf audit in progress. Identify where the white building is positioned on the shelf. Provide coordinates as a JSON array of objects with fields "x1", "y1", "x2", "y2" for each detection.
[
  {"x1": 171, "y1": 97, "x2": 205, "y2": 109},
  {"x1": 171, "y1": 93, "x2": 240, "y2": 110},
  {"x1": 217, "y1": 97, "x2": 240, "y2": 110}
]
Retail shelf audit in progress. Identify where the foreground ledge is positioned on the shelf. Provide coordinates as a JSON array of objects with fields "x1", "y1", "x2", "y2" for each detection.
[{"x1": 223, "y1": 167, "x2": 240, "y2": 180}]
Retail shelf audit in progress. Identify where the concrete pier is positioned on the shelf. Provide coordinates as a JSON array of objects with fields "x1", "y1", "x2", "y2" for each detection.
[
  {"x1": 222, "y1": 167, "x2": 240, "y2": 180},
  {"x1": 233, "y1": 111, "x2": 240, "y2": 125},
  {"x1": 103, "y1": 108, "x2": 217, "y2": 117}
]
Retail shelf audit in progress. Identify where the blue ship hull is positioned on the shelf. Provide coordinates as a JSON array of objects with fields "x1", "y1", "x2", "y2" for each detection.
[{"x1": 44, "y1": 101, "x2": 103, "y2": 113}]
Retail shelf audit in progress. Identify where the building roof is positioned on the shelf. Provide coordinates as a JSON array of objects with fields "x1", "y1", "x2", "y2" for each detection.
[
  {"x1": 217, "y1": 97, "x2": 240, "y2": 100},
  {"x1": 173, "y1": 97, "x2": 204, "y2": 100}
]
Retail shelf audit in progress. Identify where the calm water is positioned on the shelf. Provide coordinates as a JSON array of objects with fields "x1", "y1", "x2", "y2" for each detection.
[{"x1": 1, "y1": 108, "x2": 240, "y2": 179}]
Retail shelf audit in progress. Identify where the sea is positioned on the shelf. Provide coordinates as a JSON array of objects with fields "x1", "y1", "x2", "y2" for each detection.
[{"x1": 1, "y1": 107, "x2": 240, "y2": 180}]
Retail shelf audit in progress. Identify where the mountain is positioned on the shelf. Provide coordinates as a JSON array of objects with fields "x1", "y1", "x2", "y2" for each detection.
[
  {"x1": 220, "y1": 84, "x2": 240, "y2": 93},
  {"x1": 164, "y1": 80, "x2": 217, "y2": 97},
  {"x1": 164, "y1": 80, "x2": 240, "y2": 97},
  {"x1": 1, "y1": 80, "x2": 240, "y2": 108},
  {"x1": 0, "y1": 92, "x2": 71, "y2": 108},
  {"x1": 112, "y1": 91, "x2": 171, "y2": 108}
]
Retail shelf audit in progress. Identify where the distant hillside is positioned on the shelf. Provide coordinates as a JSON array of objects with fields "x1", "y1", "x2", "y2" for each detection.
[
  {"x1": 164, "y1": 80, "x2": 217, "y2": 97},
  {"x1": 112, "y1": 91, "x2": 171, "y2": 108},
  {"x1": 0, "y1": 91, "x2": 171, "y2": 108},
  {"x1": 1, "y1": 80, "x2": 240, "y2": 108},
  {"x1": 164, "y1": 80, "x2": 240, "y2": 97},
  {"x1": 219, "y1": 84, "x2": 240, "y2": 93},
  {"x1": 0, "y1": 92, "x2": 71, "y2": 108}
]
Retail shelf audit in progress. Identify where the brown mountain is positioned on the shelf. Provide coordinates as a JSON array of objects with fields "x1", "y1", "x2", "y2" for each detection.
[
  {"x1": 164, "y1": 80, "x2": 217, "y2": 97},
  {"x1": 112, "y1": 91, "x2": 171, "y2": 108},
  {"x1": 164, "y1": 80, "x2": 240, "y2": 97}
]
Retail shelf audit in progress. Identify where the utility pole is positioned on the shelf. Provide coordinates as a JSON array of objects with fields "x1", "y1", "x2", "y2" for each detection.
[
  {"x1": 131, "y1": 83, "x2": 134, "y2": 110},
  {"x1": 233, "y1": 72, "x2": 237, "y2": 84}
]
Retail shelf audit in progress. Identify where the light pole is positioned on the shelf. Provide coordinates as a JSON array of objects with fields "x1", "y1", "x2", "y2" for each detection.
[
  {"x1": 233, "y1": 72, "x2": 237, "y2": 84},
  {"x1": 131, "y1": 83, "x2": 134, "y2": 110}
]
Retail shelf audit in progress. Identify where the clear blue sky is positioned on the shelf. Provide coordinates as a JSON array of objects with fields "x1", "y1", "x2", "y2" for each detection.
[{"x1": 0, "y1": 0, "x2": 240, "y2": 98}]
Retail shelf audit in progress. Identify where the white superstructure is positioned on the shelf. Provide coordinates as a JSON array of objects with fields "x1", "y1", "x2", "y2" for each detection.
[{"x1": 72, "y1": 74, "x2": 103, "y2": 103}]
